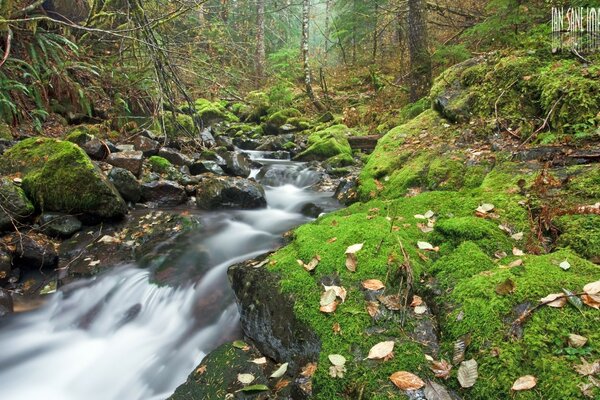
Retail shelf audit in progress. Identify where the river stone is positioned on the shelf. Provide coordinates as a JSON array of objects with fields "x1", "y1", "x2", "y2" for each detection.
[
  {"x1": 0, "y1": 288, "x2": 13, "y2": 317},
  {"x1": 228, "y1": 259, "x2": 321, "y2": 374},
  {"x1": 9, "y1": 234, "x2": 59, "y2": 270},
  {"x1": 39, "y1": 213, "x2": 82, "y2": 238},
  {"x1": 132, "y1": 135, "x2": 161, "y2": 157},
  {"x1": 0, "y1": 178, "x2": 34, "y2": 232},
  {"x1": 215, "y1": 135, "x2": 234, "y2": 150},
  {"x1": 0, "y1": 249, "x2": 11, "y2": 284},
  {"x1": 158, "y1": 147, "x2": 193, "y2": 166},
  {"x1": 81, "y1": 138, "x2": 108, "y2": 160},
  {"x1": 189, "y1": 160, "x2": 225, "y2": 176},
  {"x1": 141, "y1": 180, "x2": 187, "y2": 206},
  {"x1": 256, "y1": 134, "x2": 295, "y2": 151},
  {"x1": 199, "y1": 128, "x2": 216, "y2": 148},
  {"x1": 334, "y1": 177, "x2": 359, "y2": 205},
  {"x1": 196, "y1": 175, "x2": 266, "y2": 210},
  {"x1": 221, "y1": 152, "x2": 251, "y2": 177},
  {"x1": 109, "y1": 167, "x2": 141, "y2": 203},
  {"x1": 232, "y1": 137, "x2": 261, "y2": 150},
  {"x1": 107, "y1": 150, "x2": 144, "y2": 177}
]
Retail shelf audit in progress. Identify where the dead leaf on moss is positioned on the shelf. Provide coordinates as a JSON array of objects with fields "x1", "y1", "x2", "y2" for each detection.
[
  {"x1": 424, "y1": 380, "x2": 452, "y2": 400},
  {"x1": 410, "y1": 295, "x2": 423, "y2": 307},
  {"x1": 366, "y1": 301, "x2": 380, "y2": 317},
  {"x1": 320, "y1": 301, "x2": 338, "y2": 313},
  {"x1": 323, "y1": 285, "x2": 347, "y2": 303},
  {"x1": 332, "y1": 322, "x2": 341, "y2": 334},
  {"x1": 511, "y1": 375, "x2": 537, "y2": 391},
  {"x1": 430, "y1": 359, "x2": 452, "y2": 380},
  {"x1": 300, "y1": 363, "x2": 318, "y2": 378},
  {"x1": 512, "y1": 247, "x2": 524, "y2": 256},
  {"x1": 569, "y1": 334, "x2": 588, "y2": 348},
  {"x1": 320, "y1": 289, "x2": 337, "y2": 306},
  {"x1": 367, "y1": 341, "x2": 395, "y2": 360},
  {"x1": 476, "y1": 203, "x2": 495, "y2": 214},
  {"x1": 582, "y1": 294, "x2": 600, "y2": 309},
  {"x1": 378, "y1": 294, "x2": 402, "y2": 311},
  {"x1": 495, "y1": 278, "x2": 516, "y2": 295},
  {"x1": 457, "y1": 359, "x2": 478, "y2": 388},
  {"x1": 575, "y1": 358, "x2": 600, "y2": 376},
  {"x1": 540, "y1": 293, "x2": 567, "y2": 308},
  {"x1": 345, "y1": 243, "x2": 364, "y2": 272},
  {"x1": 390, "y1": 371, "x2": 425, "y2": 390},
  {"x1": 362, "y1": 279, "x2": 385, "y2": 291}
]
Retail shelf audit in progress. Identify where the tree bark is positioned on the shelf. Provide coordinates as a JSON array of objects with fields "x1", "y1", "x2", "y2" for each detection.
[
  {"x1": 408, "y1": 0, "x2": 432, "y2": 101},
  {"x1": 255, "y1": 0, "x2": 266, "y2": 86},
  {"x1": 302, "y1": 0, "x2": 323, "y2": 110}
]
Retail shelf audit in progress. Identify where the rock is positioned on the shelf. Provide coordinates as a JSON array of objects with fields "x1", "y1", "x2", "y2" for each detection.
[
  {"x1": 189, "y1": 161, "x2": 225, "y2": 176},
  {"x1": 300, "y1": 202, "x2": 323, "y2": 218},
  {"x1": 108, "y1": 167, "x2": 141, "y2": 203},
  {"x1": 0, "y1": 249, "x2": 11, "y2": 284},
  {"x1": 0, "y1": 178, "x2": 34, "y2": 232},
  {"x1": 116, "y1": 144, "x2": 135, "y2": 152},
  {"x1": 221, "y1": 151, "x2": 251, "y2": 177},
  {"x1": 158, "y1": 147, "x2": 193, "y2": 166},
  {"x1": 199, "y1": 128, "x2": 216, "y2": 147},
  {"x1": 132, "y1": 136, "x2": 161, "y2": 157},
  {"x1": 141, "y1": 180, "x2": 187, "y2": 206},
  {"x1": 334, "y1": 177, "x2": 359, "y2": 205},
  {"x1": 39, "y1": 213, "x2": 82, "y2": 238},
  {"x1": 107, "y1": 150, "x2": 144, "y2": 177},
  {"x1": 232, "y1": 137, "x2": 261, "y2": 150},
  {"x1": 9, "y1": 234, "x2": 59, "y2": 270},
  {"x1": 256, "y1": 134, "x2": 295, "y2": 152},
  {"x1": 81, "y1": 138, "x2": 108, "y2": 160},
  {"x1": 229, "y1": 259, "x2": 321, "y2": 373},
  {"x1": 215, "y1": 135, "x2": 234, "y2": 150},
  {"x1": 0, "y1": 288, "x2": 13, "y2": 317},
  {"x1": 0, "y1": 138, "x2": 127, "y2": 220},
  {"x1": 295, "y1": 125, "x2": 353, "y2": 162},
  {"x1": 196, "y1": 175, "x2": 266, "y2": 210}
]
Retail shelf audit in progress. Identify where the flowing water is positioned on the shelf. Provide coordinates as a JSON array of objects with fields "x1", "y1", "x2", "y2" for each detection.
[{"x1": 0, "y1": 154, "x2": 338, "y2": 400}]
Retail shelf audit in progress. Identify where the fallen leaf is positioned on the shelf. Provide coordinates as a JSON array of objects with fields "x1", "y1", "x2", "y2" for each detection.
[
  {"x1": 300, "y1": 363, "x2": 317, "y2": 378},
  {"x1": 320, "y1": 301, "x2": 338, "y2": 313},
  {"x1": 430, "y1": 359, "x2": 452, "y2": 380},
  {"x1": 329, "y1": 364, "x2": 346, "y2": 378},
  {"x1": 238, "y1": 373, "x2": 256, "y2": 384},
  {"x1": 270, "y1": 363, "x2": 288, "y2": 378},
  {"x1": 195, "y1": 365, "x2": 207, "y2": 375},
  {"x1": 424, "y1": 380, "x2": 452, "y2": 400},
  {"x1": 328, "y1": 354, "x2": 346, "y2": 366},
  {"x1": 300, "y1": 256, "x2": 320, "y2": 272},
  {"x1": 366, "y1": 301, "x2": 380, "y2": 317},
  {"x1": 367, "y1": 341, "x2": 395, "y2": 360},
  {"x1": 418, "y1": 223, "x2": 434, "y2": 233},
  {"x1": 233, "y1": 340, "x2": 250, "y2": 350},
  {"x1": 569, "y1": 334, "x2": 588, "y2": 348},
  {"x1": 582, "y1": 294, "x2": 600, "y2": 309},
  {"x1": 324, "y1": 285, "x2": 347, "y2": 303},
  {"x1": 424, "y1": 210, "x2": 435, "y2": 219},
  {"x1": 417, "y1": 241, "x2": 435, "y2": 251},
  {"x1": 362, "y1": 279, "x2": 386, "y2": 292},
  {"x1": 250, "y1": 357, "x2": 267, "y2": 365},
  {"x1": 575, "y1": 358, "x2": 600, "y2": 376},
  {"x1": 512, "y1": 375, "x2": 537, "y2": 391},
  {"x1": 410, "y1": 295, "x2": 423, "y2": 307},
  {"x1": 390, "y1": 371, "x2": 425, "y2": 390},
  {"x1": 476, "y1": 203, "x2": 495, "y2": 214},
  {"x1": 584, "y1": 280, "x2": 600, "y2": 296},
  {"x1": 320, "y1": 289, "x2": 337, "y2": 306},
  {"x1": 345, "y1": 243, "x2": 364, "y2": 272},
  {"x1": 414, "y1": 305, "x2": 428, "y2": 315},
  {"x1": 512, "y1": 247, "x2": 525, "y2": 256},
  {"x1": 540, "y1": 293, "x2": 567, "y2": 308},
  {"x1": 237, "y1": 384, "x2": 269, "y2": 392},
  {"x1": 274, "y1": 379, "x2": 290, "y2": 392},
  {"x1": 327, "y1": 237, "x2": 337, "y2": 243},
  {"x1": 559, "y1": 260, "x2": 571, "y2": 271},
  {"x1": 98, "y1": 235, "x2": 121, "y2": 244},
  {"x1": 457, "y1": 359, "x2": 478, "y2": 388},
  {"x1": 507, "y1": 259, "x2": 523, "y2": 268},
  {"x1": 511, "y1": 232, "x2": 524, "y2": 240},
  {"x1": 378, "y1": 294, "x2": 402, "y2": 311},
  {"x1": 332, "y1": 322, "x2": 341, "y2": 334},
  {"x1": 452, "y1": 334, "x2": 472, "y2": 365},
  {"x1": 495, "y1": 278, "x2": 516, "y2": 295}
]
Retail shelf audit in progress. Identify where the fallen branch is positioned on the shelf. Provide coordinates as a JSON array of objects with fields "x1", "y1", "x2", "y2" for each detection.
[{"x1": 0, "y1": 27, "x2": 12, "y2": 68}]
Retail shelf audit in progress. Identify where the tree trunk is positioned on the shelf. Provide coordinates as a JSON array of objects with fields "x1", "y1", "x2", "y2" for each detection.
[
  {"x1": 255, "y1": 0, "x2": 266, "y2": 86},
  {"x1": 324, "y1": 0, "x2": 332, "y2": 66},
  {"x1": 302, "y1": 0, "x2": 323, "y2": 110},
  {"x1": 43, "y1": 0, "x2": 90, "y2": 22},
  {"x1": 372, "y1": 2, "x2": 379, "y2": 62},
  {"x1": 407, "y1": 0, "x2": 431, "y2": 101}
]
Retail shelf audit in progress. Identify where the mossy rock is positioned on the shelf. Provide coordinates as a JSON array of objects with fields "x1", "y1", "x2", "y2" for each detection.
[
  {"x1": 267, "y1": 108, "x2": 301, "y2": 127},
  {"x1": 295, "y1": 124, "x2": 352, "y2": 162},
  {"x1": 148, "y1": 156, "x2": 173, "y2": 174},
  {"x1": 163, "y1": 114, "x2": 196, "y2": 138},
  {"x1": 194, "y1": 99, "x2": 238, "y2": 125},
  {"x1": 324, "y1": 153, "x2": 354, "y2": 169},
  {"x1": 430, "y1": 241, "x2": 495, "y2": 286},
  {"x1": 0, "y1": 178, "x2": 34, "y2": 231},
  {"x1": 433, "y1": 216, "x2": 513, "y2": 255},
  {"x1": 566, "y1": 164, "x2": 600, "y2": 200},
  {"x1": 0, "y1": 138, "x2": 127, "y2": 219},
  {"x1": 554, "y1": 215, "x2": 600, "y2": 263},
  {"x1": 0, "y1": 123, "x2": 12, "y2": 141}
]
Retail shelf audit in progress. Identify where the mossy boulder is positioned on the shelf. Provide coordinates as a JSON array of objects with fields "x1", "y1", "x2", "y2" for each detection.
[
  {"x1": 236, "y1": 91, "x2": 270, "y2": 123},
  {"x1": 0, "y1": 138, "x2": 127, "y2": 219},
  {"x1": 0, "y1": 122, "x2": 13, "y2": 141},
  {"x1": 0, "y1": 178, "x2": 34, "y2": 231},
  {"x1": 295, "y1": 124, "x2": 352, "y2": 162},
  {"x1": 163, "y1": 114, "x2": 195, "y2": 138},
  {"x1": 554, "y1": 215, "x2": 600, "y2": 263},
  {"x1": 148, "y1": 156, "x2": 173, "y2": 174},
  {"x1": 194, "y1": 99, "x2": 238, "y2": 125},
  {"x1": 267, "y1": 108, "x2": 301, "y2": 127},
  {"x1": 433, "y1": 216, "x2": 513, "y2": 255}
]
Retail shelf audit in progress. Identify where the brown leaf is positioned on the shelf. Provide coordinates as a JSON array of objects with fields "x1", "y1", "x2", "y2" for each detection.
[
  {"x1": 298, "y1": 256, "x2": 320, "y2": 272},
  {"x1": 300, "y1": 363, "x2": 318, "y2": 378},
  {"x1": 345, "y1": 243, "x2": 364, "y2": 272},
  {"x1": 568, "y1": 334, "x2": 588, "y2": 348},
  {"x1": 366, "y1": 301, "x2": 380, "y2": 317},
  {"x1": 367, "y1": 341, "x2": 395, "y2": 360},
  {"x1": 195, "y1": 365, "x2": 207, "y2": 375},
  {"x1": 327, "y1": 237, "x2": 337, "y2": 243},
  {"x1": 320, "y1": 289, "x2": 337, "y2": 306},
  {"x1": 319, "y1": 301, "x2": 338, "y2": 313},
  {"x1": 512, "y1": 247, "x2": 525, "y2": 256},
  {"x1": 495, "y1": 278, "x2": 516, "y2": 295},
  {"x1": 457, "y1": 359, "x2": 478, "y2": 388},
  {"x1": 274, "y1": 379, "x2": 290, "y2": 392},
  {"x1": 430, "y1": 359, "x2": 452, "y2": 380},
  {"x1": 424, "y1": 380, "x2": 453, "y2": 400},
  {"x1": 410, "y1": 295, "x2": 423, "y2": 307},
  {"x1": 583, "y1": 280, "x2": 600, "y2": 296},
  {"x1": 324, "y1": 285, "x2": 347, "y2": 303},
  {"x1": 452, "y1": 334, "x2": 472, "y2": 365},
  {"x1": 512, "y1": 375, "x2": 537, "y2": 391},
  {"x1": 390, "y1": 371, "x2": 425, "y2": 390},
  {"x1": 575, "y1": 358, "x2": 600, "y2": 376},
  {"x1": 540, "y1": 293, "x2": 567, "y2": 308},
  {"x1": 362, "y1": 279, "x2": 385, "y2": 291},
  {"x1": 377, "y1": 294, "x2": 402, "y2": 311},
  {"x1": 332, "y1": 322, "x2": 341, "y2": 334},
  {"x1": 582, "y1": 294, "x2": 600, "y2": 309},
  {"x1": 507, "y1": 259, "x2": 523, "y2": 268}
]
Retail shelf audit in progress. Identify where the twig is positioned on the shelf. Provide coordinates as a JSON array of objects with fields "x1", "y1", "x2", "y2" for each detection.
[
  {"x1": 520, "y1": 95, "x2": 563, "y2": 147},
  {"x1": 0, "y1": 27, "x2": 12, "y2": 68}
]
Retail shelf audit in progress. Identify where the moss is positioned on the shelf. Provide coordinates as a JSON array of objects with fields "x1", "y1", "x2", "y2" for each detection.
[
  {"x1": 0, "y1": 122, "x2": 12, "y2": 140},
  {"x1": 324, "y1": 153, "x2": 354, "y2": 169},
  {"x1": 554, "y1": 215, "x2": 600, "y2": 262},
  {"x1": 296, "y1": 124, "x2": 352, "y2": 162},
  {"x1": 430, "y1": 241, "x2": 495, "y2": 285},
  {"x1": 0, "y1": 138, "x2": 126, "y2": 218},
  {"x1": 433, "y1": 216, "x2": 513, "y2": 255},
  {"x1": 426, "y1": 157, "x2": 467, "y2": 191},
  {"x1": 65, "y1": 126, "x2": 94, "y2": 145},
  {"x1": 148, "y1": 156, "x2": 172, "y2": 174},
  {"x1": 566, "y1": 164, "x2": 600, "y2": 200},
  {"x1": 286, "y1": 117, "x2": 312, "y2": 131},
  {"x1": 163, "y1": 114, "x2": 195, "y2": 138},
  {"x1": 439, "y1": 250, "x2": 600, "y2": 400},
  {"x1": 267, "y1": 108, "x2": 301, "y2": 126},
  {"x1": 0, "y1": 178, "x2": 34, "y2": 230},
  {"x1": 194, "y1": 98, "x2": 239, "y2": 124}
]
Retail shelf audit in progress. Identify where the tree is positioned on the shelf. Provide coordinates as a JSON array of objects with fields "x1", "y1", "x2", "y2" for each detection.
[
  {"x1": 255, "y1": 0, "x2": 266, "y2": 85},
  {"x1": 302, "y1": 0, "x2": 323, "y2": 110},
  {"x1": 407, "y1": 0, "x2": 432, "y2": 101}
]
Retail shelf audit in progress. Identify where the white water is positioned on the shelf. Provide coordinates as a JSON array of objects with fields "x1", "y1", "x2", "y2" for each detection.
[{"x1": 0, "y1": 160, "x2": 338, "y2": 400}]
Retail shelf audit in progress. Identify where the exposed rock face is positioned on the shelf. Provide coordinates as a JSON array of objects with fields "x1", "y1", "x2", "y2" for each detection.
[
  {"x1": 228, "y1": 261, "x2": 321, "y2": 374},
  {"x1": 107, "y1": 150, "x2": 144, "y2": 177},
  {"x1": 189, "y1": 161, "x2": 225, "y2": 176},
  {"x1": 0, "y1": 138, "x2": 127, "y2": 220},
  {"x1": 132, "y1": 136, "x2": 161, "y2": 157},
  {"x1": 221, "y1": 152, "x2": 251, "y2": 177},
  {"x1": 158, "y1": 147, "x2": 193, "y2": 166},
  {"x1": 109, "y1": 167, "x2": 141, "y2": 203},
  {"x1": 196, "y1": 175, "x2": 266, "y2": 210},
  {"x1": 0, "y1": 178, "x2": 34, "y2": 232},
  {"x1": 8, "y1": 234, "x2": 59, "y2": 270},
  {"x1": 39, "y1": 213, "x2": 82, "y2": 238},
  {"x1": 141, "y1": 180, "x2": 187, "y2": 206}
]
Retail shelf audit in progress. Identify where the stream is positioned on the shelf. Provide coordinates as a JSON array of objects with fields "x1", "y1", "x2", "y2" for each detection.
[{"x1": 0, "y1": 152, "x2": 339, "y2": 400}]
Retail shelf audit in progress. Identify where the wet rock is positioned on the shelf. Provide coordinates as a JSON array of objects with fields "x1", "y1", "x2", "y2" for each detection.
[
  {"x1": 215, "y1": 135, "x2": 234, "y2": 150},
  {"x1": 132, "y1": 136, "x2": 161, "y2": 157},
  {"x1": 0, "y1": 249, "x2": 11, "y2": 284},
  {"x1": 221, "y1": 152, "x2": 251, "y2": 177},
  {"x1": 141, "y1": 180, "x2": 187, "y2": 207},
  {"x1": 80, "y1": 138, "x2": 108, "y2": 160},
  {"x1": 233, "y1": 137, "x2": 261, "y2": 150},
  {"x1": 116, "y1": 144, "x2": 135, "y2": 152},
  {"x1": 228, "y1": 259, "x2": 321, "y2": 373},
  {"x1": 196, "y1": 175, "x2": 266, "y2": 210},
  {"x1": 108, "y1": 167, "x2": 141, "y2": 203},
  {"x1": 0, "y1": 178, "x2": 34, "y2": 232},
  {"x1": 0, "y1": 288, "x2": 13, "y2": 317},
  {"x1": 39, "y1": 213, "x2": 82, "y2": 238},
  {"x1": 159, "y1": 147, "x2": 193, "y2": 166},
  {"x1": 256, "y1": 134, "x2": 295, "y2": 152},
  {"x1": 9, "y1": 234, "x2": 59, "y2": 270},
  {"x1": 189, "y1": 160, "x2": 225, "y2": 176},
  {"x1": 334, "y1": 177, "x2": 359, "y2": 205},
  {"x1": 300, "y1": 202, "x2": 323, "y2": 218},
  {"x1": 107, "y1": 150, "x2": 144, "y2": 177},
  {"x1": 199, "y1": 128, "x2": 216, "y2": 148}
]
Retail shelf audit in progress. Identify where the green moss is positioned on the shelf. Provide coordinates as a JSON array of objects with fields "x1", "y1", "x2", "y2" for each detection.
[
  {"x1": 433, "y1": 216, "x2": 513, "y2": 255},
  {"x1": 324, "y1": 153, "x2": 354, "y2": 169},
  {"x1": 148, "y1": 156, "x2": 172, "y2": 174},
  {"x1": 554, "y1": 215, "x2": 600, "y2": 262},
  {"x1": 296, "y1": 124, "x2": 352, "y2": 161},
  {"x1": 286, "y1": 117, "x2": 312, "y2": 131},
  {"x1": 0, "y1": 138, "x2": 126, "y2": 218},
  {"x1": 0, "y1": 122, "x2": 12, "y2": 140},
  {"x1": 430, "y1": 241, "x2": 495, "y2": 285},
  {"x1": 426, "y1": 157, "x2": 466, "y2": 191},
  {"x1": 163, "y1": 114, "x2": 195, "y2": 138},
  {"x1": 267, "y1": 108, "x2": 301, "y2": 126},
  {"x1": 194, "y1": 98, "x2": 238, "y2": 124},
  {"x1": 566, "y1": 164, "x2": 600, "y2": 200}
]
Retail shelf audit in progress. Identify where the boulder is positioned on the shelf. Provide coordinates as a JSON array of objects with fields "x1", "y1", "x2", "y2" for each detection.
[
  {"x1": 232, "y1": 137, "x2": 261, "y2": 150},
  {"x1": 221, "y1": 152, "x2": 251, "y2": 177},
  {"x1": 228, "y1": 260, "x2": 321, "y2": 373},
  {"x1": 80, "y1": 138, "x2": 108, "y2": 160},
  {"x1": 158, "y1": 147, "x2": 193, "y2": 166},
  {"x1": 196, "y1": 175, "x2": 266, "y2": 210},
  {"x1": 0, "y1": 288, "x2": 13, "y2": 317},
  {"x1": 0, "y1": 138, "x2": 127, "y2": 219},
  {"x1": 256, "y1": 134, "x2": 295, "y2": 152},
  {"x1": 0, "y1": 249, "x2": 11, "y2": 284},
  {"x1": 0, "y1": 178, "x2": 34, "y2": 232},
  {"x1": 132, "y1": 136, "x2": 161, "y2": 157},
  {"x1": 189, "y1": 161, "x2": 225, "y2": 176},
  {"x1": 199, "y1": 128, "x2": 216, "y2": 148},
  {"x1": 107, "y1": 150, "x2": 144, "y2": 177},
  {"x1": 39, "y1": 213, "x2": 82, "y2": 238},
  {"x1": 295, "y1": 125, "x2": 352, "y2": 162},
  {"x1": 9, "y1": 234, "x2": 59, "y2": 270},
  {"x1": 109, "y1": 167, "x2": 142, "y2": 203},
  {"x1": 141, "y1": 180, "x2": 187, "y2": 206}
]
